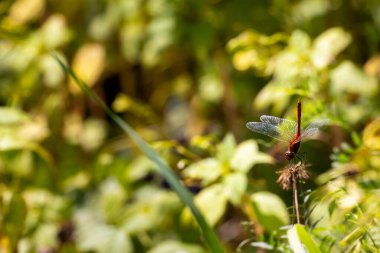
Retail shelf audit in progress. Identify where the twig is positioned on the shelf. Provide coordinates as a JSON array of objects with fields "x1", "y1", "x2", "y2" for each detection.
[{"x1": 293, "y1": 174, "x2": 301, "y2": 224}]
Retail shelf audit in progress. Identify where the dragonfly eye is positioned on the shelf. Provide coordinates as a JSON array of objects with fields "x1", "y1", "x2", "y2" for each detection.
[{"x1": 285, "y1": 151, "x2": 294, "y2": 161}]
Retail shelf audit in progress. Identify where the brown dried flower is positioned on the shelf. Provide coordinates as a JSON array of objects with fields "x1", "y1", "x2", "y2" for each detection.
[{"x1": 277, "y1": 162, "x2": 310, "y2": 190}]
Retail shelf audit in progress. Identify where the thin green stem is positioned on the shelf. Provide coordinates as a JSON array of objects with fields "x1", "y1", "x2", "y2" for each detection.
[{"x1": 293, "y1": 174, "x2": 301, "y2": 224}]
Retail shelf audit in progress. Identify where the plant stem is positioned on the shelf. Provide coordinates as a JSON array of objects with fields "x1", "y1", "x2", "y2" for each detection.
[{"x1": 293, "y1": 174, "x2": 301, "y2": 224}]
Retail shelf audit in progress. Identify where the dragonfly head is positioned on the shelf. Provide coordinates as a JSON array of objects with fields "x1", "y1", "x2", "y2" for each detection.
[{"x1": 285, "y1": 151, "x2": 295, "y2": 161}]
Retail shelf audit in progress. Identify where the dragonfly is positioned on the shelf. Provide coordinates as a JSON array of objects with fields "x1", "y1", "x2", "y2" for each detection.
[{"x1": 246, "y1": 99, "x2": 328, "y2": 161}]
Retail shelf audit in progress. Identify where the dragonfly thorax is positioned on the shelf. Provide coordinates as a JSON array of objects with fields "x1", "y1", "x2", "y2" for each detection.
[{"x1": 285, "y1": 140, "x2": 301, "y2": 161}]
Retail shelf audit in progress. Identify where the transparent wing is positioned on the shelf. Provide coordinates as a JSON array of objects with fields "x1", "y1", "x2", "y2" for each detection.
[
  {"x1": 260, "y1": 115, "x2": 297, "y2": 141},
  {"x1": 301, "y1": 119, "x2": 329, "y2": 139},
  {"x1": 246, "y1": 122, "x2": 288, "y2": 142}
]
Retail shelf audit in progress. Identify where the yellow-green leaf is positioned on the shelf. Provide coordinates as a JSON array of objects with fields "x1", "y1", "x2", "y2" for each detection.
[{"x1": 251, "y1": 191, "x2": 289, "y2": 232}]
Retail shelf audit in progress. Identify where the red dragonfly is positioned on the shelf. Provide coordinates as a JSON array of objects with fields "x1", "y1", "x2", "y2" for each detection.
[{"x1": 246, "y1": 99, "x2": 328, "y2": 161}]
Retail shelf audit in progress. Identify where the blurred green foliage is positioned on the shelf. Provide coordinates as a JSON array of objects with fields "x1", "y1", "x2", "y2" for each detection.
[{"x1": 1, "y1": 0, "x2": 380, "y2": 252}]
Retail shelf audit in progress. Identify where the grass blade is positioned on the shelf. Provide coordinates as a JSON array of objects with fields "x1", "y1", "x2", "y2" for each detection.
[
  {"x1": 53, "y1": 54, "x2": 225, "y2": 253},
  {"x1": 287, "y1": 224, "x2": 321, "y2": 253}
]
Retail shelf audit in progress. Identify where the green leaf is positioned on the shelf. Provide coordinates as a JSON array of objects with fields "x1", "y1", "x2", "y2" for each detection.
[
  {"x1": 230, "y1": 140, "x2": 274, "y2": 173},
  {"x1": 53, "y1": 54, "x2": 225, "y2": 253},
  {"x1": 216, "y1": 133, "x2": 236, "y2": 164},
  {"x1": 222, "y1": 172, "x2": 247, "y2": 206},
  {"x1": 3, "y1": 193, "x2": 27, "y2": 251},
  {"x1": 311, "y1": 27, "x2": 351, "y2": 69},
  {"x1": 124, "y1": 156, "x2": 155, "y2": 182},
  {"x1": 122, "y1": 187, "x2": 181, "y2": 233},
  {"x1": 98, "y1": 179, "x2": 127, "y2": 224},
  {"x1": 287, "y1": 224, "x2": 322, "y2": 253},
  {"x1": 142, "y1": 15, "x2": 176, "y2": 67},
  {"x1": 288, "y1": 30, "x2": 311, "y2": 52},
  {"x1": 199, "y1": 73, "x2": 224, "y2": 103},
  {"x1": 250, "y1": 191, "x2": 289, "y2": 232},
  {"x1": 147, "y1": 240, "x2": 206, "y2": 253},
  {"x1": 33, "y1": 224, "x2": 58, "y2": 249},
  {"x1": 182, "y1": 158, "x2": 222, "y2": 185},
  {"x1": 77, "y1": 220, "x2": 133, "y2": 253},
  {"x1": 339, "y1": 226, "x2": 367, "y2": 247},
  {"x1": 4, "y1": 193, "x2": 27, "y2": 229},
  {"x1": 293, "y1": 0, "x2": 330, "y2": 22},
  {"x1": 330, "y1": 61, "x2": 377, "y2": 96},
  {"x1": 0, "y1": 107, "x2": 28, "y2": 125},
  {"x1": 183, "y1": 184, "x2": 228, "y2": 227},
  {"x1": 254, "y1": 83, "x2": 290, "y2": 112}
]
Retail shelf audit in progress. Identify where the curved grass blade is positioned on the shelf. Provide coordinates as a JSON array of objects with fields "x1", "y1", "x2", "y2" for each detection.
[
  {"x1": 287, "y1": 224, "x2": 321, "y2": 253},
  {"x1": 53, "y1": 54, "x2": 225, "y2": 253}
]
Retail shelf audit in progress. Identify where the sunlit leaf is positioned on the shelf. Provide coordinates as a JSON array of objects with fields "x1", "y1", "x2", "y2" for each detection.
[
  {"x1": 222, "y1": 172, "x2": 247, "y2": 206},
  {"x1": 0, "y1": 109, "x2": 50, "y2": 165},
  {"x1": 364, "y1": 54, "x2": 380, "y2": 77},
  {"x1": 199, "y1": 73, "x2": 224, "y2": 103},
  {"x1": 76, "y1": 218, "x2": 133, "y2": 253},
  {"x1": 330, "y1": 61, "x2": 377, "y2": 96},
  {"x1": 288, "y1": 30, "x2": 311, "y2": 52},
  {"x1": 62, "y1": 112, "x2": 82, "y2": 145},
  {"x1": 183, "y1": 184, "x2": 228, "y2": 227},
  {"x1": 120, "y1": 21, "x2": 145, "y2": 62},
  {"x1": 69, "y1": 43, "x2": 106, "y2": 94},
  {"x1": 190, "y1": 135, "x2": 217, "y2": 151},
  {"x1": 271, "y1": 50, "x2": 308, "y2": 81},
  {"x1": 62, "y1": 171, "x2": 90, "y2": 192},
  {"x1": 0, "y1": 107, "x2": 28, "y2": 125},
  {"x1": 124, "y1": 155, "x2": 155, "y2": 182},
  {"x1": 230, "y1": 140, "x2": 274, "y2": 173},
  {"x1": 253, "y1": 83, "x2": 289, "y2": 112},
  {"x1": 39, "y1": 54, "x2": 65, "y2": 87},
  {"x1": 250, "y1": 191, "x2": 289, "y2": 232},
  {"x1": 32, "y1": 223, "x2": 57, "y2": 249},
  {"x1": 122, "y1": 187, "x2": 181, "y2": 233},
  {"x1": 293, "y1": 0, "x2": 331, "y2": 23},
  {"x1": 1, "y1": 150, "x2": 33, "y2": 177},
  {"x1": 80, "y1": 118, "x2": 107, "y2": 151},
  {"x1": 287, "y1": 224, "x2": 322, "y2": 253},
  {"x1": 142, "y1": 15, "x2": 176, "y2": 67},
  {"x1": 23, "y1": 188, "x2": 68, "y2": 221},
  {"x1": 363, "y1": 118, "x2": 380, "y2": 150},
  {"x1": 339, "y1": 226, "x2": 367, "y2": 247},
  {"x1": 98, "y1": 179, "x2": 127, "y2": 224},
  {"x1": 40, "y1": 14, "x2": 69, "y2": 49},
  {"x1": 8, "y1": 0, "x2": 45, "y2": 25},
  {"x1": 216, "y1": 133, "x2": 236, "y2": 165},
  {"x1": 182, "y1": 158, "x2": 222, "y2": 185},
  {"x1": 19, "y1": 115, "x2": 49, "y2": 142},
  {"x1": 227, "y1": 30, "x2": 286, "y2": 73},
  {"x1": 311, "y1": 27, "x2": 351, "y2": 69}
]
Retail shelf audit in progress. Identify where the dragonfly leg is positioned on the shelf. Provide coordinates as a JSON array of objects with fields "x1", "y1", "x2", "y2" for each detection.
[{"x1": 295, "y1": 152, "x2": 307, "y2": 164}]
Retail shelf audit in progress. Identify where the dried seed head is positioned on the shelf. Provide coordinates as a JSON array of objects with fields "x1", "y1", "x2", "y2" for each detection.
[{"x1": 277, "y1": 162, "x2": 310, "y2": 190}]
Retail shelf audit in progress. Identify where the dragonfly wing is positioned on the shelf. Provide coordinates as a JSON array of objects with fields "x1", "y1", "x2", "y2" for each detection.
[
  {"x1": 301, "y1": 119, "x2": 329, "y2": 138},
  {"x1": 305, "y1": 119, "x2": 329, "y2": 129},
  {"x1": 260, "y1": 115, "x2": 296, "y2": 127},
  {"x1": 246, "y1": 122, "x2": 289, "y2": 142},
  {"x1": 260, "y1": 115, "x2": 297, "y2": 141},
  {"x1": 301, "y1": 128, "x2": 319, "y2": 138}
]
